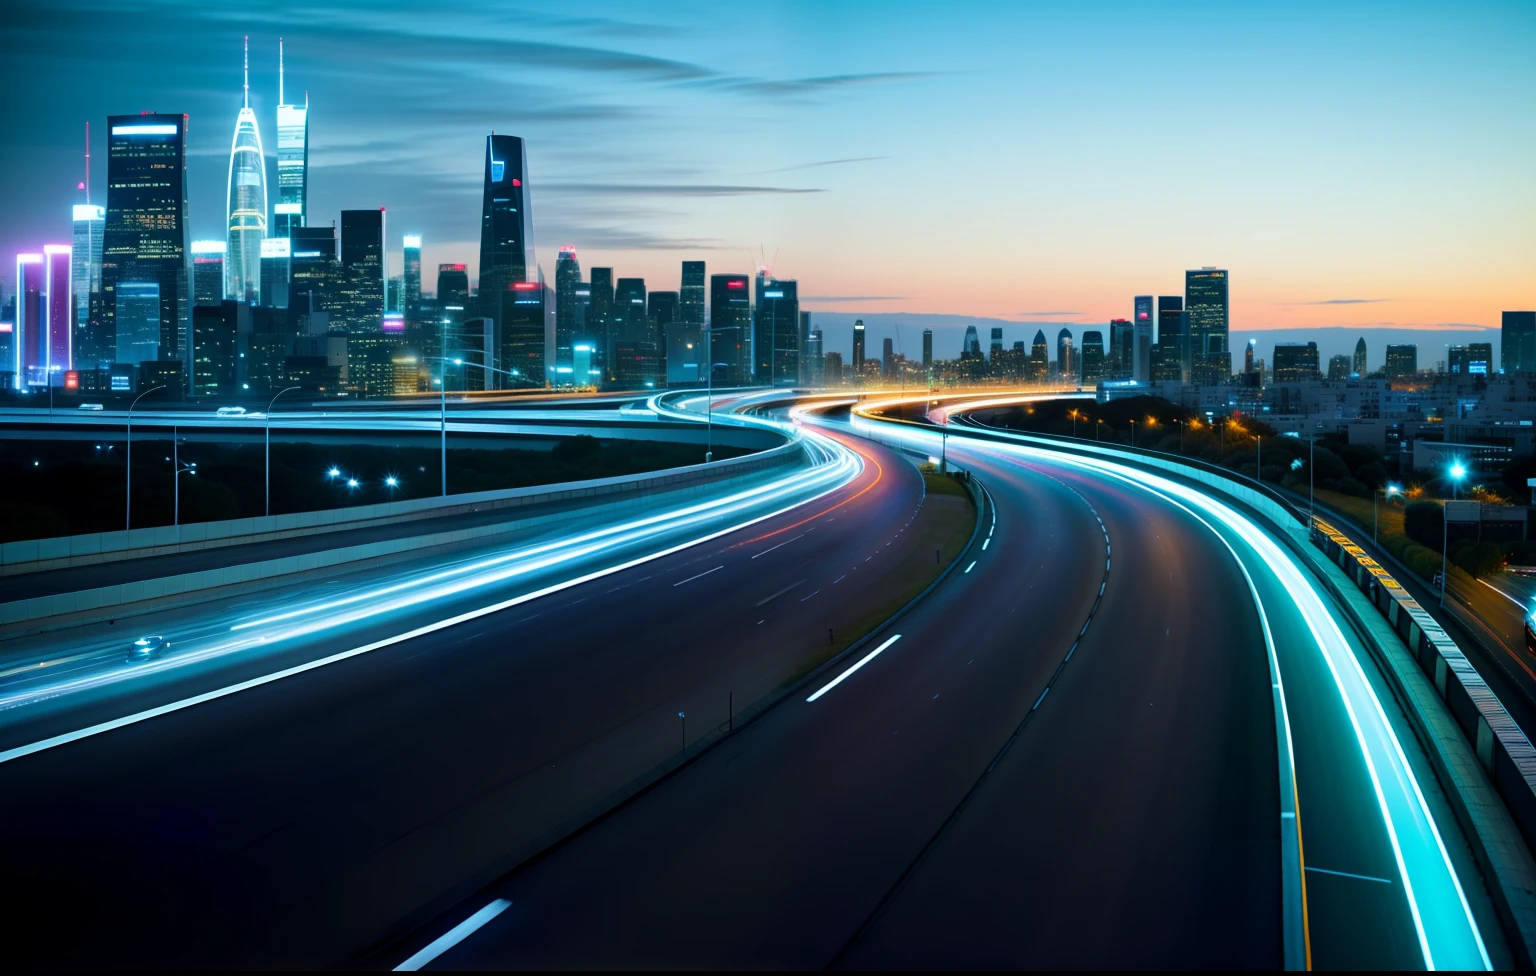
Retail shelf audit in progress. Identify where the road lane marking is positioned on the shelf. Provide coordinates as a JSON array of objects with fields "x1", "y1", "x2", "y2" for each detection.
[
  {"x1": 756, "y1": 579, "x2": 806, "y2": 607},
  {"x1": 1477, "y1": 578, "x2": 1529, "y2": 611},
  {"x1": 1307, "y1": 866, "x2": 1392, "y2": 885},
  {"x1": 751, "y1": 533, "x2": 805, "y2": 559},
  {"x1": 394, "y1": 898, "x2": 511, "y2": 970},
  {"x1": 799, "y1": 589, "x2": 821, "y2": 602},
  {"x1": 806, "y1": 635, "x2": 902, "y2": 702},
  {"x1": 673, "y1": 566, "x2": 723, "y2": 586},
  {"x1": 964, "y1": 561, "x2": 977, "y2": 573}
]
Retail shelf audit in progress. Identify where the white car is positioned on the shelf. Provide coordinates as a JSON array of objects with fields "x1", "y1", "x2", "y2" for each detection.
[
  {"x1": 127, "y1": 635, "x2": 170, "y2": 662},
  {"x1": 215, "y1": 406, "x2": 248, "y2": 417}
]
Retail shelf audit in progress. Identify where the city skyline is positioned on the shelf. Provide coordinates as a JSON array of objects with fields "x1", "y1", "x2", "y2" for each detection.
[{"x1": 2, "y1": 0, "x2": 1531, "y2": 338}]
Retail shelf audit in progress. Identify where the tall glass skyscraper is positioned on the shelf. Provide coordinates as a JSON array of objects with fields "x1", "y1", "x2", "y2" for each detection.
[
  {"x1": 1133, "y1": 296, "x2": 1154, "y2": 382},
  {"x1": 753, "y1": 277, "x2": 799, "y2": 386},
  {"x1": 1503, "y1": 311, "x2": 1536, "y2": 374},
  {"x1": 710, "y1": 274, "x2": 751, "y2": 385},
  {"x1": 555, "y1": 246, "x2": 582, "y2": 373},
  {"x1": 191, "y1": 241, "x2": 226, "y2": 307},
  {"x1": 680, "y1": 261, "x2": 705, "y2": 327},
  {"x1": 1185, "y1": 268, "x2": 1229, "y2": 385},
  {"x1": 71, "y1": 204, "x2": 105, "y2": 366},
  {"x1": 479, "y1": 133, "x2": 534, "y2": 302},
  {"x1": 14, "y1": 255, "x2": 44, "y2": 387},
  {"x1": 225, "y1": 37, "x2": 267, "y2": 304},
  {"x1": 338, "y1": 209, "x2": 385, "y2": 332},
  {"x1": 402, "y1": 235, "x2": 422, "y2": 323},
  {"x1": 273, "y1": 39, "x2": 309, "y2": 241},
  {"x1": 103, "y1": 113, "x2": 188, "y2": 367}
]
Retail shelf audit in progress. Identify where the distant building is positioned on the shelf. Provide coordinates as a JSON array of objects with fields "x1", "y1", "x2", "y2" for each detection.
[
  {"x1": 961, "y1": 324, "x2": 980, "y2": 359},
  {"x1": 1327, "y1": 354, "x2": 1352, "y2": 381},
  {"x1": 1157, "y1": 296, "x2": 1186, "y2": 382},
  {"x1": 680, "y1": 261, "x2": 705, "y2": 329},
  {"x1": 1108, "y1": 319, "x2": 1131, "y2": 379},
  {"x1": 824, "y1": 350, "x2": 844, "y2": 385},
  {"x1": 71, "y1": 204, "x2": 105, "y2": 365},
  {"x1": 1272, "y1": 342, "x2": 1319, "y2": 383},
  {"x1": 1385, "y1": 343, "x2": 1418, "y2": 379},
  {"x1": 260, "y1": 238, "x2": 290, "y2": 309},
  {"x1": 479, "y1": 134, "x2": 534, "y2": 298},
  {"x1": 1186, "y1": 268, "x2": 1229, "y2": 385},
  {"x1": 500, "y1": 280, "x2": 546, "y2": 387},
  {"x1": 989, "y1": 327, "x2": 1004, "y2": 362},
  {"x1": 554, "y1": 246, "x2": 582, "y2": 373},
  {"x1": 1056, "y1": 328, "x2": 1074, "y2": 381},
  {"x1": 922, "y1": 328, "x2": 933, "y2": 370},
  {"x1": 1504, "y1": 311, "x2": 1536, "y2": 373},
  {"x1": 806, "y1": 328, "x2": 824, "y2": 385},
  {"x1": 191, "y1": 241, "x2": 226, "y2": 308},
  {"x1": 1081, "y1": 330, "x2": 1105, "y2": 383},
  {"x1": 1029, "y1": 329, "x2": 1049, "y2": 383},
  {"x1": 192, "y1": 301, "x2": 246, "y2": 396},
  {"x1": 882, "y1": 337, "x2": 895, "y2": 379},
  {"x1": 337, "y1": 209, "x2": 385, "y2": 332},
  {"x1": 709, "y1": 274, "x2": 751, "y2": 385},
  {"x1": 1353, "y1": 336, "x2": 1367, "y2": 377},
  {"x1": 224, "y1": 40, "x2": 267, "y2": 305},
  {"x1": 1133, "y1": 296, "x2": 1154, "y2": 382},
  {"x1": 273, "y1": 40, "x2": 309, "y2": 241},
  {"x1": 853, "y1": 320, "x2": 867, "y2": 371},
  {"x1": 402, "y1": 235, "x2": 422, "y2": 323},
  {"x1": 1448, "y1": 342, "x2": 1493, "y2": 380},
  {"x1": 289, "y1": 226, "x2": 336, "y2": 316},
  {"x1": 588, "y1": 267, "x2": 614, "y2": 375},
  {"x1": 103, "y1": 114, "x2": 189, "y2": 370},
  {"x1": 754, "y1": 277, "x2": 799, "y2": 386}
]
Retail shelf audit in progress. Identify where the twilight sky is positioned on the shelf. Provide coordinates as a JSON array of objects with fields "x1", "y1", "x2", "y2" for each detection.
[{"x1": 3, "y1": 0, "x2": 1532, "y2": 362}]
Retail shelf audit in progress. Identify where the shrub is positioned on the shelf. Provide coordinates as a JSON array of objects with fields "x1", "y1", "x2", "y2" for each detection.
[
  {"x1": 1454, "y1": 540, "x2": 1505, "y2": 579},
  {"x1": 1403, "y1": 501, "x2": 1444, "y2": 551}
]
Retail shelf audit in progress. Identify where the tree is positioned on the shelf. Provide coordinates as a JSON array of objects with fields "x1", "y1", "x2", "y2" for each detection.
[{"x1": 1403, "y1": 500, "x2": 1444, "y2": 552}]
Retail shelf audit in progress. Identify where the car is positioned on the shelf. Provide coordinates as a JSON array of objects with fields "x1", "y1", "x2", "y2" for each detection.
[
  {"x1": 78, "y1": 403, "x2": 104, "y2": 411},
  {"x1": 215, "y1": 406, "x2": 248, "y2": 417},
  {"x1": 128, "y1": 635, "x2": 170, "y2": 662}
]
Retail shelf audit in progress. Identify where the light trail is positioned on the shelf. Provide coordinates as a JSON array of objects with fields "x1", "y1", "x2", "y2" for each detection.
[
  {"x1": 394, "y1": 899, "x2": 512, "y2": 971},
  {"x1": 849, "y1": 408, "x2": 1489, "y2": 970},
  {"x1": 806, "y1": 635, "x2": 902, "y2": 703}
]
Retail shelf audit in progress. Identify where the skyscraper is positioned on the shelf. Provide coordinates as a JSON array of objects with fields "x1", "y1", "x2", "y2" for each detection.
[
  {"x1": 402, "y1": 235, "x2": 422, "y2": 324},
  {"x1": 1385, "y1": 344, "x2": 1418, "y2": 379},
  {"x1": 337, "y1": 209, "x2": 385, "y2": 332},
  {"x1": 103, "y1": 113, "x2": 189, "y2": 368},
  {"x1": 1157, "y1": 296, "x2": 1186, "y2": 382},
  {"x1": 1056, "y1": 327, "x2": 1074, "y2": 381},
  {"x1": 479, "y1": 133, "x2": 534, "y2": 302},
  {"x1": 1502, "y1": 311, "x2": 1536, "y2": 374},
  {"x1": 680, "y1": 261, "x2": 705, "y2": 327},
  {"x1": 588, "y1": 267, "x2": 614, "y2": 376},
  {"x1": 1108, "y1": 318, "x2": 1131, "y2": 379},
  {"x1": 14, "y1": 255, "x2": 44, "y2": 386},
  {"x1": 1353, "y1": 336, "x2": 1367, "y2": 377},
  {"x1": 501, "y1": 280, "x2": 546, "y2": 387},
  {"x1": 1081, "y1": 330, "x2": 1105, "y2": 383},
  {"x1": 1272, "y1": 342, "x2": 1319, "y2": 383},
  {"x1": 71, "y1": 204, "x2": 104, "y2": 354},
  {"x1": 989, "y1": 327, "x2": 1004, "y2": 361},
  {"x1": 961, "y1": 324, "x2": 980, "y2": 359},
  {"x1": 612, "y1": 277, "x2": 650, "y2": 387},
  {"x1": 1133, "y1": 296, "x2": 1154, "y2": 382},
  {"x1": 710, "y1": 274, "x2": 751, "y2": 385},
  {"x1": 289, "y1": 226, "x2": 337, "y2": 319},
  {"x1": 191, "y1": 241, "x2": 226, "y2": 306},
  {"x1": 1029, "y1": 329, "x2": 1049, "y2": 383},
  {"x1": 225, "y1": 37, "x2": 267, "y2": 304},
  {"x1": 1327, "y1": 354, "x2": 1352, "y2": 381},
  {"x1": 1185, "y1": 268, "x2": 1229, "y2": 385},
  {"x1": 552, "y1": 246, "x2": 583, "y2": 374},
  {"x1": 273, "y1": 39, "x2": 309, "y2": 241},
  {"x1": 259, "y1": 237, "x2": 290, "y2": 308},
  {"x1": 882, "y1": 337, "x2": 895, "y2": 379},
  {"x1": 853, "y1": 320, "x2": 867, "y2": 371},
  {"x1": 754, "y1": 276, "x2": 799, "y2": 386},
  {"x1": 806, "y1": 328, "x2": 824, "y2": 386},
  {"x1": 922, "y1": 328, "x2": 933, "y2": 371},
  {"x1": 436, "y1": 264, "x2": 470, "y2": 308}
]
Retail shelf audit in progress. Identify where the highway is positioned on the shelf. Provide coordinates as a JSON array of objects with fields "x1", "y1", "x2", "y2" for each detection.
[
  {"x1": 0, "y1": 408, "x2": 975, "y2": 967},
  {"x1": 395, "y1": 401, "x2": 1498, "y2": 970}
]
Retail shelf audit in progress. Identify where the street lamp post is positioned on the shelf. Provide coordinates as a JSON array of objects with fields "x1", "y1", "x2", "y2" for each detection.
[
  {"x1": 265, "y1": 386, "x2": 301, "y2": 517},
  {"x1": 172, "y1": 427, "x2": 197, "y2": 539},
  {"x1": 1096, "y1": 418, "x2": 1103, "y2": 441},
  {"x1": 1129, "y1": 419, "x2": 1136, "y2": 449},
  {"x1": 1374, "y1": 483, "x2": 1401, "y2": 545},
  {"x1": 125, "y1": 385, "x2": 166, "y2": 531},
  {"x1": 1450, "y1": 461, "x2": 1466, "y2": 501}
]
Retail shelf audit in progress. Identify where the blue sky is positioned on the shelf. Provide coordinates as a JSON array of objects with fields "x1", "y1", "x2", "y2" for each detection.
[{"x1": 3, "y1": 0, "x2": 1532, "y2": 360}]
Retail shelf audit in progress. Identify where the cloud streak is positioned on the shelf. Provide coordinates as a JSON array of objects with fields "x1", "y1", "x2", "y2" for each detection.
[
  {"x1": 541, "y1": 183, "x2": 824, "y2": 197},
  {"x1": 1279, "y1": 298, "x2": 1393, "y2": 306},
  {"x1": 756, "y1": 157, "x2": 889, "y2": 174}
]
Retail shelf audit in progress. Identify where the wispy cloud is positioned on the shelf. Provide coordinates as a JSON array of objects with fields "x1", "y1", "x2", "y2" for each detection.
[
  {"x1": 1015, "y1": 310, "x2": 1082, "y2": 316},
  {"x1": 542, "y1": 183, "x2": 824, "y2": 197},
  {"x1": 711, "y1": 71, "x2": 942, "y2": 98},
  {"x1": 1278, "y1": 298, "x2": 1393, "y2": 306},
  {"x1": 803, "y1": 295, "x2": 909, "y2": 302},
  {"x1": 756, "y1": 157, "x2": 889, "y2": 174}
]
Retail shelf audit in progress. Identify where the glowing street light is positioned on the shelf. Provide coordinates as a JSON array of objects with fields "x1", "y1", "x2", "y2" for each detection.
[
  {"x1": 1374, "y1": 482, "x2": 1402, "y2": 545},
  {"x1": 385, "y1": 475, "x2": 399, "y2": 490},
  {"x1": 327, "y1": 467, "x2": 341, "y2": 479},
  {"x1": 347, "y1": 478, "x2": 360, "y2": 489}
]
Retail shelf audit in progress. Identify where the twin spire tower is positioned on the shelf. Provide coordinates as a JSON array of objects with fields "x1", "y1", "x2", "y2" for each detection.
[{"x1": 224, "y1": 36, "x2": 309, "y2": 304}]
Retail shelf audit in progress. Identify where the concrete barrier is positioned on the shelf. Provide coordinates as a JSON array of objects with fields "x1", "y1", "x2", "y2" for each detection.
[
  {"x1": 0, "y1": 435, "x2": 797, "y2": 577},
  {"x1": 0, "y1": 442, "x2": 806, "y2": 637}
]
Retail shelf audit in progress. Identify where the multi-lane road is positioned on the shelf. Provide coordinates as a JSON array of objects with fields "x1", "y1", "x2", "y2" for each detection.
[{"x1": 0, "y1": 392, "x2": 1511, "y2": 969}]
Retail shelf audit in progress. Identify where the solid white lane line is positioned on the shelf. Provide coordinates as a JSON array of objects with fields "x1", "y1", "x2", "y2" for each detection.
[
  {"x1": 807, "y1": 635, "x2": 902, "y2": 702},
  {"x1": 673, "y1": 566, "x2": 724, "y2": 586},
  {"x1": 751, "y1": 534, "x2": 804, "y2": 559},
  {"x1": 964, "y1": 561, "x2": 977, "y2": 573},
  {"x1": 394, "y1": 898, "x2": 511, "y2": 971}
]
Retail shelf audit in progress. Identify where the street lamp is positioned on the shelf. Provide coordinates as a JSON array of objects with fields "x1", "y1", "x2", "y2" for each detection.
[
  {"x1": 1096, "y1": 418, "x2": 1103, "y2": 442},
  {"x1": 1068, "y1": 408, "x2": 1080, "y2": 438},
  {"x1": 172, "y1": 427, "x2": 196, "y2": 537},
  {"x1": 125, "y1": 385, "x2": 166, "y2": 531},
  {"x1": 1449, "y1": 461, "x2": 1467, "y2": 500},
  {"x1": 1374, "y1": 482, "x2": 1401, "y2": 545},
  {"x1": 1129, "y1": 418, "x2": 1136, "y2": 448},
  {"x1": 265, "y1": 385, "x2": 301, "y2": 517}
]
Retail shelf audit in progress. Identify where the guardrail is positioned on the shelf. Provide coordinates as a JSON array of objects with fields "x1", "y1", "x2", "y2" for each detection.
[
  {"x1": 0, "y1": 432, "x2": 796, "y2": 577},
  {"x1": 867, "y1": 409, "x2": 1536, "y2": 963},
  {"x1": 0, "y1": 442, "x2": 807, "y2": 637}
]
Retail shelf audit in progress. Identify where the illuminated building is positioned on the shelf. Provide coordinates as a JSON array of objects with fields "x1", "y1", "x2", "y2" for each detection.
[
  {"x1": 273, "y1": 39, "x2": 309, "y2": 241},
  {"x1": 71, "y1": 203, "x2": 105, "y2": 364},
  {"x1": 1272, "y1": 342, "x2": 1319, "y2": 383},
  {"x1": 289, "y1": 226, "x2": 337, "y2": 318},
  {"x1": 753, "y1": 277, "x2": 799, "y2": 386},
  {"x1": 806, "y1": 328, "x2": 824, "y2": 385},
  {"x1": 1030, "y1": 329, "x2": 1048, "y2": 383},
  {"x1": 1448, "y1": 343, "x2": 1492, "y2": 380},
  {"x1": 1108, "y1": 318, "x2": 1132, "y2": 379},
  {"x1": 192, "y1": 241, "x2": 226, "y2": 307},
  {"x1": 1327, "y1": 354, "x2": 1352, "y2": 381},
  {"x1": 589, "y1": 267, "x2": 613, "y2": 377},
  {"x1": 854, "y1": 319, "x2": 869, "y2": 370},
  {"x1": 1185, "y1": 268, "x2": 1229, "y2": 385},
  {"x1": 192, "y1": 301, "x2": 244, "y2": 395},
  {"x1": 103, "y1": 113, "x2": 188, "y2": 368},
  {"x1": 225, "y1": 37, "x2": 268, "y2": 304},
  {"x1": 1057, "y1": 327, "x2": 1074, "y2": 381},
  {"x1": 1081, "y1": 330, "x2": 1105, "y2": 383},
  {"x1": 961, "y1": 324, "x2": 980, "y2": 359},
  {"x1": 710, "y1": 274, "x2": 751, "y2": 385},
  {"x1": 260, "y1": 237, "x2": 291, "y2": 308},
  {"x1": 1503, "y1": 311, "x2": 1536, "y2": 373},
  {"x1": 554, "y1": 246, "x2": 581, "y2": 371},
  {"x1": 436, "y1": 263, "x2": 470, "y2": 308},
  {"x1": 501, "y1": 280, "x2": 546, "y2": 386},
  {"x1": 1385, "y1": 344, "x2": 1418, "y2": 379},
  {"x1": 1353, "y1": 336, "x2": 1367, "y2": 377},
  {"x1": 649, "y1": 289, "x2": 679, "y2": 379},
  {"x1": 479, "y1": 134, "x2": 534, "y2": 301},
  {"x1": 922, "y1": 328, "x2": 933, "y2": 371},
  {"x1": 990, "y1": 327, "x2": 1004, "y2": 362},
  {"x1": 1156, "y1": 296, "x2": 1186, "y2": 382},
  {"x1": 337, "y1": 209, "x2": 385, "y2": 332},
  {"x1": 14, "y1": 255, "x2": 44, "y2": 386},
  {"x1": 114, "y1": 281, "x2": 163, "y2": 366},
  {"x1": 681, "y1": 261, "x2": 705, "y2": 328},
  {"x1": 1133, "y1": 296, "x2": 1153, "y2": 382},
  {"x1": 402, "y1": 235, "x2": 422, "y2": 323}
]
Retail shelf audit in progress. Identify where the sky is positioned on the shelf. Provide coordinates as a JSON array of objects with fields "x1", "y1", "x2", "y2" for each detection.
[{"x1": 2, "y1": 0, "x2": 1533, "y2": 363}]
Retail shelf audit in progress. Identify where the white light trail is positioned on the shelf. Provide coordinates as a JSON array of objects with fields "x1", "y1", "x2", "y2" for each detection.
[{"x1": 806, "y1": 635, "x2": 902, "y2": 702}]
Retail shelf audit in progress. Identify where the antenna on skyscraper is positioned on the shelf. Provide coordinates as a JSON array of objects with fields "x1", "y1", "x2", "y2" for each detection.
[
  {"x1": 279, "y1": 37, "x2": 284, "y2": 105},
  {"x1": 243, "y1": 35, "x2": 250, "y2": 109},
  {"x1": 83, "y1": 121, "x2": 90, "y2": 203}
]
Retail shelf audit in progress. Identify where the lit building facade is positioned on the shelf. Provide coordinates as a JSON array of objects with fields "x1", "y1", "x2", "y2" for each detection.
[
  {"x1": 273, "y1": 40, "x2": 308, "y2": 241},
  {"x1": 1503, "y1": 311, "x2": 1536, "y2": 374},
  {"x1": 260, "y1": 237, "x2": 291, "y2": 309},
  {"x1": 479, "y1": 134, "x2": 534, "y2": 300},
  {"x1": 192, "y1": 240, "x2": 226, "y2": 307},
  {"x1": 402, "y1": 235, "x2": 422, "y2": 323},
  {"x1": 225, "y1": 39, "x2": 267, "y2": 303},
  {"x1": 1133, "y1": 296, "x2": 1154, "y2": 382},
  {"x1": 337, "y1": 209, "x2": 385, "y2": 332},
  {"x1": 680, "y1": 261, "x2": 705, "y2": 328},
  {"x1": 71, "y1": 204, "x2": 105, "y2": 364},
  {"x1": 710, "y1": 274, "x2": 751, "y2": 385},
  {"x1": 1185, "y1": 267, "x2": 1229, "y2": 385},
  {"x1": 754, "y1": 276, "x2": 799, "y2": 386}
]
